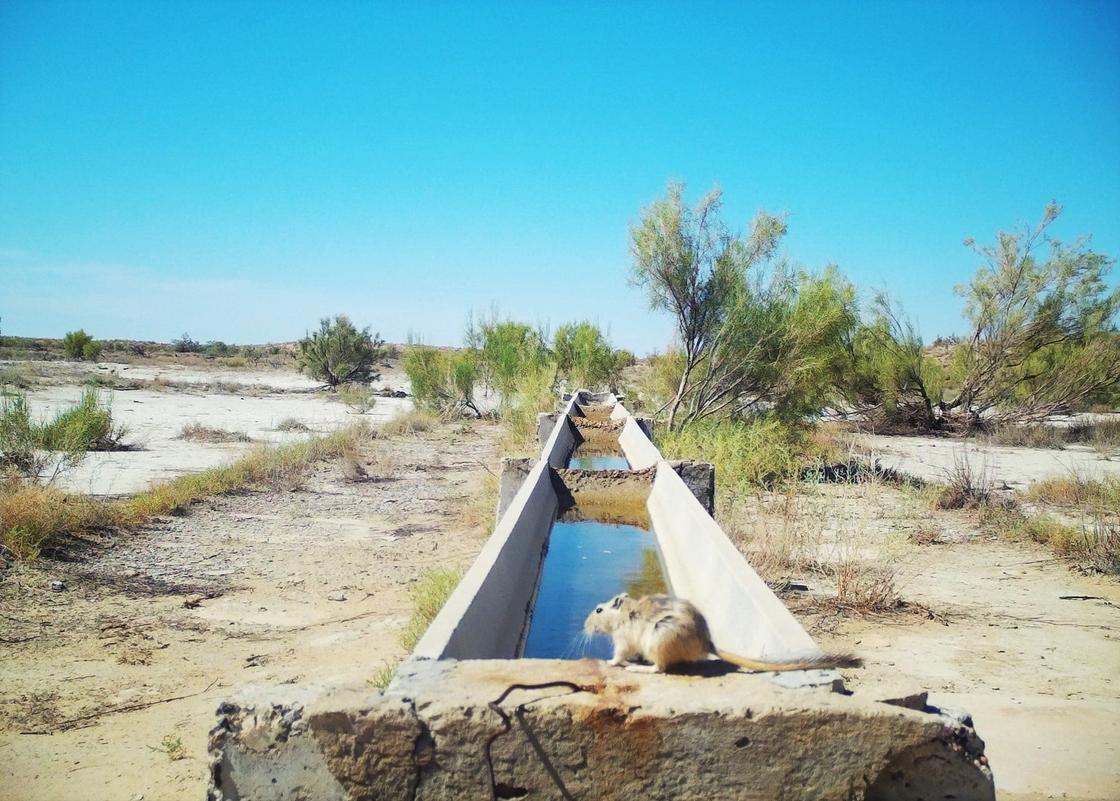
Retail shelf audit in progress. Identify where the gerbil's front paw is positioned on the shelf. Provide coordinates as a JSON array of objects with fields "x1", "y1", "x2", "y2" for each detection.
[
  {"x1": 624, "y1": 664, "x2": 659, "y2": 674},
  {"x1": 608, "y1": 659, "x2": 627, "y2": 667}
]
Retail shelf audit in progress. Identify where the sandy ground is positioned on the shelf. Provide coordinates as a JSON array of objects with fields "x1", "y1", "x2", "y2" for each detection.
[
  {"x1": 22, "y1": 376, "x2": 412, "y2": 495},
  {"x1": 2, "y1": 359, "x2": 1117, "y2": 799},
  {"x1": 858, "y1": 433, "x2": 1120, "y2": 489},
  {"x1": 0, "y1": 420, "x2": 502, "y2": 801},
  {"x1": 767, "y1": 483, "x2": 1120, "y2": 801}
]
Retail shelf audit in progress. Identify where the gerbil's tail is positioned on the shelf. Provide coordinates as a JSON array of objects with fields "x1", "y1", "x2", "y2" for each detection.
[{"x1": 715, "y1": 649, "x2": 863, "y2": 673}]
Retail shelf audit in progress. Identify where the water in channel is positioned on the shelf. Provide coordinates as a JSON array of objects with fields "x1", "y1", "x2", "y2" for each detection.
[
  {"x1": 567, "y1": 445, "x2": 629, "y2": 470},
  {"x1": 522, "y1": 517, "x2": 668, "y2": 659}
]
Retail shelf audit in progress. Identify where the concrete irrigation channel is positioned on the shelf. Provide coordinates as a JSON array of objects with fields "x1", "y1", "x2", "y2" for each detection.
[{"x1": 207, "y1": 392, "x2": 995, "y2": 800}]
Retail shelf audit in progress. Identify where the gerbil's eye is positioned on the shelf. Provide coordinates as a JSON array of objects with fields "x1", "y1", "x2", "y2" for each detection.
[{"x1": 595, "y1": 607, "x2": 602, "y2": 614}]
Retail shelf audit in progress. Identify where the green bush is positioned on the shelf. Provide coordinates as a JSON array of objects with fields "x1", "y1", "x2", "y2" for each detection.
[
  {"x1": 553, "y1": 321, "x2": 624, "y2": 391},
  {"x1": 297, "y1": 315, "x2": 384, "y2": 387},
  {"x1": 81, "y1": 340, "x2": 103, "y2": 362},
  {"x1": 0, "y1": 392, "x2": 36, "y2": 473},
  {"x1": 657, "y1": 416, "x2": 811, "y2": 504},
  {"x1": 402, "y1": 346, "x2": 480, "y2": 416},
  {"x1": 467, "y1": 315, "x2": 549, "y2": 405},
  {"x1": 1, "y1": 387, "x2": 126, "y2": 480},
  {"x1": 172, "y1": 333, "x2": 203, "y2": 353},
  {"x1": 62, "y1": 330, "x2": 101, "y2": 361}
]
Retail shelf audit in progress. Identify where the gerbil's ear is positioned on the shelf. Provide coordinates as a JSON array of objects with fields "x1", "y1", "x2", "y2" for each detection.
[{"x1": 611, "y1": 595, "x2": 626, "y2": 609}]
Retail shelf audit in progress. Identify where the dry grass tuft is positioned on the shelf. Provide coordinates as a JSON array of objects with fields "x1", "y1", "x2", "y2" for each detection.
[
  {"x1": 1, "y1": 422, "x2": 373, "y2": 558},
  {"x1": 934, "y1": 451, "x2": 992, "y2": 510},
  {"x1": 381, "y1": 408, "x2": 439, "y2": 436},
  {"x1": 456, "y1": 472, "x2": 499, "y2": 535},
  {"x1": 399, "y1": 567, "x2": 463, "y2": 650},
  {"x1": 178, "y1": 423, "x2": 252, "y2": 443},
  {"x1": 276, "y1": 417, "x2": 311, "y2": 432},
  {"x1": 1028, "y1": 474, "x2": 1120, "y2": 511}
]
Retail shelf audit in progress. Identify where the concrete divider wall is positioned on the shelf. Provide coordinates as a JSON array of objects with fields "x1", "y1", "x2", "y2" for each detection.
[
  {"x1": 413, "y1": 394, "x2": 579, "y2": 659},
  {"x1": 619, "y1": 415, "x2": 661, "y2": 469},
  {"x1": 648, "y1": 463, "x2": 824, "y2": 661}
]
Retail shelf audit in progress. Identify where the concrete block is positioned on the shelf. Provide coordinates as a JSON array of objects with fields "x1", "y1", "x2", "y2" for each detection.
[
  {"x1": 497, "y1": 457, "x2": 536, "y2": 519},
  {"x1": 666, "y1": 459, "x2": 715, "y2": 515},
  {"x1": 210, "y1": 660, "x2": 993, "y2": 801}
]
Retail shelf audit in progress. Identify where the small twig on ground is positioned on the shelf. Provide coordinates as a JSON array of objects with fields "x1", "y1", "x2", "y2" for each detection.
[{"x1": 20, "y1": 678, "x2": 220, "y2": 734}]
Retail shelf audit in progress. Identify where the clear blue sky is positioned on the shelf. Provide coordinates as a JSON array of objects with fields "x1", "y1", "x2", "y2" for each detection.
[{"x1": 2, "y1": 1, "x2": 1118, "y2": 354}]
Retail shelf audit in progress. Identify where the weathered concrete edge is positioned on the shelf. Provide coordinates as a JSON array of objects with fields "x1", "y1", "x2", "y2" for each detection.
[
  {"x1": 414, "y1": 395, "x2": 579, "y2": 659},
  {"x1": 208, "y1": 659, "x2": 994, "y2": 801}
]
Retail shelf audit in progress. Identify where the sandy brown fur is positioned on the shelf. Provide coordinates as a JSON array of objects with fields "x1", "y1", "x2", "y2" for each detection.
[{"x1": 584, "y1": 593, "x2": 862, "y2": 674}]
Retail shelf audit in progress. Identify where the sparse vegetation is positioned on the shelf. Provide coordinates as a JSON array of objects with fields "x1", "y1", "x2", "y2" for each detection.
[
  {"x1": 276, "y1": 417, "x2": 311, "y2": 432},
  {"x1": 399, "y1": 567, "x2": 463, "y2": 650},
  {"x1": 1, "y1": 388, "x2": 127, "y2": 480},
  {"x1": 1, "y1": 422, "x2": 373, "y2": 558},
  {"x1": 402, "y1": 345, "x2": 481, "y2": 417},
  {"x1": 368, "y1": 662, "x2": 397, "y2": 690},
  {"x1": 172, "y1": 333, "x2": 203, "y2": 353},
  {"x1": 1028, "y1": 474, "x2": 1120, "y2": 513},
  {"x1": 297, "y1": 315, "x2": 384, "y2": 387},
  {"x1": 934, "y1": 451, "x2": 993, "y2": 510},
  {"x1": 177, "y1": 423, "x2": 252, "y2": 443},
  {"x1": 381, "y1": 408, "x2": 439, "y2": 436},
  {"x1": 157, "y1": 734, "x2": 186, "y2": 761},
  {"x1": 336, "y1": 382, "x2": 377, "y2": 414},
  {"x1": 62, "y1": 330, "x2": 102, "y2": 362}
]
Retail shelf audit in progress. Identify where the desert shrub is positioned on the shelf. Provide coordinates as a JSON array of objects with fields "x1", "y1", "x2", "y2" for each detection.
[
  {"x1": 1028, "y1": 474, "x2": 1120, "y2": 512},
  {"x1": 0, "y1": 392, "x2": 36, "y2": 474},
  {"x1": 499, "y1": 362, "x2": 558, "y2": 453},
  {"x1": 1065, "y1": 418, "x2": 1120, "y2": 450},
  {"x1": 297, "y1": 315, "x2": 385, "y2": 387},
  {"x1": 467, "y1": 314, "x2": 550, "y2": 405},
  {"x1": 205, "y1": 341, "x2": 233, "y2": 357},
  {"x1": 403, "y1": 346, "x2": 480, "y2": 416},
  {"x1": 39, "y1": 387, "x2": 125, "y2": 452},
  {"x1": 934, "y1": 451, "x2": 992, "y2": 509},
  {"x1": 177, "y1": 423, "x2": 252, "y2": 443},
  {"x1": 985, "y1": 504, "x2": 1119, "y2": 575},
  {"x1": 630, "y1": 183, "x2": 859, "y2": 430},
  {"x1": 62, "y1": 330, "x2": 102, "y2": 361},
  {"x1": 853, "y1": 204, "x2": 1119, "y2": 430},
  {"x1": 172, "y1": 333, "x2": 203, "y2": 353},
  {"x1": 658, "y1": 416, "x2": 810, "y2": 504},
  {"x1": 400, "y1": 567, "x2": 463, "y2": 650},
  {"x1": 2, "y1": 388, "x2": 126, "y2": 479},
  {"x1": 381, "y1": 408, "x2": 439, "y2": 436},
  {"x1": 81, "y1": 340, "x2": 103, "y2": 362},
  {"x1": 337, "y1": 383, "x2": 377, "y2": 414},
  {"x1": 62, "y1": 329, "x2": 92, "y2": 359},
  {"x1": 553, "y1": 321, "x2": 623, "y2": 391}
]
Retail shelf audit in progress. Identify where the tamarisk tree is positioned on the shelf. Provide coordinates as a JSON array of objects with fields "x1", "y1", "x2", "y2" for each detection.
[{"x1": 630, "y1": 182, "x2": 858, "y2": 430}]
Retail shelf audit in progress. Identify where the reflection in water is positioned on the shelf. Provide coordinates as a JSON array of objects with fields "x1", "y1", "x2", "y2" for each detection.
[
  {"x1": 522, "y1": 519, "x2": 668, "y2": 660},
  {"x1": 568, "y1": 454, "x2": 630, "y2": 470}
]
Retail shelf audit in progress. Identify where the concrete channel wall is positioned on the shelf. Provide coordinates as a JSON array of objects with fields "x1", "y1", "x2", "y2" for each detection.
[
  {"x1": 208, "y1": 391, "x2": 995, "y2": 801},
  {"x1": 413, "y1": 395, "x2": 579, "y2": 660}
]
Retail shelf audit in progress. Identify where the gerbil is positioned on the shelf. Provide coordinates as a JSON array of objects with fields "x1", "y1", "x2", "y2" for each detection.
[{"x1": 583, "y1": 593, "x2": 862, "y2": 673}]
